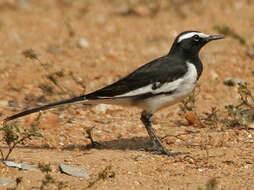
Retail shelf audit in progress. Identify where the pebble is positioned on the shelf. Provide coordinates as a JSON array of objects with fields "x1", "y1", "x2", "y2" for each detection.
[
  {"x1": 59, "y1": 163, "x2": 89, "y2": 178},
  {"x1": 77, "y1": 38, "x2": 89, "y2": 48},
  {"x1": 185, "y1": 129, "x2": 201, "y2": 133},
  {"x1": 8, "y1": 100, "x2": 17, "y2": 107},
  {"x1": 95, "y1": 16, "x2": 106, "y2": 24},
  {"x1": 247, "y1": 45, "x2": 254, "y2": 59},
  {"x1": 0, "y1": 177, "x2": 16, "y2": 187},
  {"x1": 115, "y1": 4, "x2": 131, "y2": 15},
  {"x1": 165, "y1": 137, "x2": 176, "y2": 145},
  {"x1": 17, "y1": 0, "x2": 29, "y2": 9},
  {"x1": 47, "y1": 44, "x2": 63, "y2": 54},
  {"x1": 4, "y1": 161, "x2": 40, "y2": 171},
  {"x1": 210, "y1": 70, "x2": 219, "y2": 80},
  {"x1": 133, "y1": 5, "x2": 154, "y2": 16},
  {"x1": 91, "y1": 104, "x2": 111, "y2": 114},
  {"x1": 224, "y1": 77, "x2": 246, "y2": 86},
  {"x1": 0, "y1": 100, "x2": 8, "y2": 107}
]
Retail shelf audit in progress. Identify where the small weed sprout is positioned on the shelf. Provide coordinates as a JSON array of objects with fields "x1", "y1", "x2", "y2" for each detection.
[
  {"x1": 237, "y1": 83, "x2": 254, "y2": 108},
  {"x1": 222, "y1": 105, "x2": 249, "y2": 129},
  {"x1": 40, "y1": 174, "x2": 56, "y2": 190},
  {"x1": 181, "y1": 87, "x2": 199, "y2": 112},
  {"x1": 22, "y1": 49, "x2": 39, "y2": 60},
  {"x1": 202, "y1": 83, "x2": 253, "y2": 129},
  {"x1": 87, "y1": 165, "x2": 115, "y2": 189},
  {"x1": 222, "y1": 84, "x2": 254, "y2": 129},
  {"x1": 198, "y1": 178, "x2": 220, "y2": 190},
  {"x1": 37, "y1": 162, "x2": 67, "y2": 190},
  {"x1": 0, "y1": 113, "x2": 43, "y2": 161},
  {"x1": 202, "y1": 107, "x2": 220, "y2": 128},
  {"x1": 38, "y1": 162, "x2": 52, "y2": 173}
]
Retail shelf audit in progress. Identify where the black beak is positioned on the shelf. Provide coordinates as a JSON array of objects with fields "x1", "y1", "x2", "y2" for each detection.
[{"x1": 206, "y1": 35, "x2": 224, "y2": 42}]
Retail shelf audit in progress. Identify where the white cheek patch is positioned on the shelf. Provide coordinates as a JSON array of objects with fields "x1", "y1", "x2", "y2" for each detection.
[{"x1": 177, "y1": 32, "x2": 209, "y2": 43}]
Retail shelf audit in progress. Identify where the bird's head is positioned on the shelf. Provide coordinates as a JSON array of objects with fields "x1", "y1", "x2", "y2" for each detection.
[{"x1": 169, "y1": 31, "x2": 224, "y2": 57}]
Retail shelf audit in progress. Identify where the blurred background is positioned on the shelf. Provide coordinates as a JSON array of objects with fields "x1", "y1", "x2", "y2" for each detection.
[{"x1": 0, "y1": 0, "x2": 254, "y2": 189}]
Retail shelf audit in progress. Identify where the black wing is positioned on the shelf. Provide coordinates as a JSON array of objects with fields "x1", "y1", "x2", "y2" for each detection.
[
  {"x1": 3, "y1": 55, "x2": 187, "y2": 122},
  {"x1": 86, "y1": 55, "x2": 187, "y2": 99}
]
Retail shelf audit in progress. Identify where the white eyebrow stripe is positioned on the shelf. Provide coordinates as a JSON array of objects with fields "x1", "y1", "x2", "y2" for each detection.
[{"x1": 177, "y1": 32, "x2": 209, "y2": 43}]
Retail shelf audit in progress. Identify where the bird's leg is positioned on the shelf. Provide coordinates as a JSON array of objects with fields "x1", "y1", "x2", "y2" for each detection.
[{"x1": 140, "y1": 111, "x2": 179, "y2": 156}]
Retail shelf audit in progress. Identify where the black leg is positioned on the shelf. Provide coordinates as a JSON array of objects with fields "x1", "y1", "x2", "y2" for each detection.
[{"x1": 140, "y1": 111, "x2": 181, "y2": 156}]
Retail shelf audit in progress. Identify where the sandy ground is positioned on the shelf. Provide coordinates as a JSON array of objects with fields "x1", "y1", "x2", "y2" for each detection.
[{"x1": 0, "y1": 0, "x2": 254, "y2": 189}]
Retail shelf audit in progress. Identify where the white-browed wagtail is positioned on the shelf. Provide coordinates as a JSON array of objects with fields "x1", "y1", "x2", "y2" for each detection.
[{"x1": 3, "y1": 31, "x2": 224, "y2": 156}]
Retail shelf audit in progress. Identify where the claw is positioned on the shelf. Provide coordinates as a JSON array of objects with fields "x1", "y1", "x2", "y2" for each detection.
[{"x1": 141, "y1": 111, "x2": 188, "y2": 157}]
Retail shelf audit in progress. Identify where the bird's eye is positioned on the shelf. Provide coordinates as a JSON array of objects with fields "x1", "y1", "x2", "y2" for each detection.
[{"x1": 193, "y1": 35, "x2": 200, "y2": 41}]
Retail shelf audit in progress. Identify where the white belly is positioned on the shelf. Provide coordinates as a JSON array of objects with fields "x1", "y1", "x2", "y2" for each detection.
[{"x1": 138, "y1": 62, "x2": 198, "y2": 114}]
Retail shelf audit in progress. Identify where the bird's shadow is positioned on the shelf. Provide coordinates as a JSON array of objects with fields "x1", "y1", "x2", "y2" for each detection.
[{"x1": 0, "y1": 136, "x2": 153, "y2": 152}]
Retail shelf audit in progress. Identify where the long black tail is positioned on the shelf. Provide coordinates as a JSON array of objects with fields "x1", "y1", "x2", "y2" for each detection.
[{"x1": 3, "y1": 95, "x2": 87, "y2": 122}]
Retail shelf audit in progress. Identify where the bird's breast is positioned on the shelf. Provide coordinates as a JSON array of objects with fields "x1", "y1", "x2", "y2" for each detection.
[{"x1": 139, "y1": 62, "x2": 198, "y2": 113}]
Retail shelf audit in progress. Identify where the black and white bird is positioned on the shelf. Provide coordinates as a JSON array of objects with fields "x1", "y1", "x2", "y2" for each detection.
[{"x1": 3, "y1": 31, "x2": 223, "y2": 156}]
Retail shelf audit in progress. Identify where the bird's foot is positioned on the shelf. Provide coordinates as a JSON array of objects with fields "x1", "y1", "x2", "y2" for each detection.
[
  {"x1": 92, "y1": 141, "x2": 101, "y2": 148},
  {"x1": 145, "y1": 143, "x2": 187, "y2": 156},
  {"x1": 141, "y1": 111, "x2": 188, "y2": 156}
]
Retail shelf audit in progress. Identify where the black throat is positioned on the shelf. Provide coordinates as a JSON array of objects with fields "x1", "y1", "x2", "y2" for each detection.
[{"x1": 168, "y1": 46, "x2": 203, "y2": 80}]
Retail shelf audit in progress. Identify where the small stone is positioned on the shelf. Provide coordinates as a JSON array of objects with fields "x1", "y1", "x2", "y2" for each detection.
[
  {"x1": 224, "y1": 77, "x2": 246, "y2": 86},
  {"x1": 133, "y1": 5, "x2": 152, "y2": 16},
  {"x1": 4, "y1": 161, "x2": 40, "y2": 171},
  {"x1": 77, "y1": 38, "x2": 89, "y2": 48},
  {"x1": 247, "y1": 45, "x2": 254, "y2": 59},
  {"x1": 91, "y1": 104, "x2": 111, "y2": 114},
  {"x1": 47, "y1": 44, "x2": 63, "y2": 54},
  {"x1": 59, "y1": 163, "x2": 89, "y2": 178},
  {"x1": 210, "y1": 70, "x2": 218, "y2": 80},
  {"x1": 185, "y1": 129, "x2": 200, "y2": 133},
  {"x1": 17, "y1": 0, "x2": 29, "y2": 9},
  {"x1": 96, "y1": 16, "x2": 106, "y2": 24},
  {"x1": 115, "y1": 4, "x2": 131, "y2": 15},
  {"x1": 0, "y1": 100, "x2": 8, "y2": 107},
  {"x1": 8, "y1": 100, "x2": 17, "y2": 107},
  {"x1": 165, "y1": 137, "x2": 176, "y2": 145},
  {"x1": 0, "y1": 177, "x2": 16, "y2": 187}
]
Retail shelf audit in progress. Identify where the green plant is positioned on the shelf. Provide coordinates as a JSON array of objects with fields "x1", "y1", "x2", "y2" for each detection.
[
  {"x1": 181, "y1": 87, "x2": 199, "y2": 112},
  {"x1": 57, "y1": 181, "x2": 67, "y2": 190},
  {"x1": 237, "y1": 83, "x2": 254, "y2": 108},
  {"x1": 202, "y1": 107, "x2": 220, "y2": 128},
  {"x1": 202, "y1": 84, "x2": 253, "y2": 129},
  {"x1": 222, "y1": 105, "x2": 250, "y2": 129},
  {"x1": 86, "y1": 165, "x2": 115, "y2": 189},
  {"x1": 198, "y1": 178, "x2": 216, "y2": 190},
  {"x1": 35, "y1": 162, "x2": 67, "y2": 190},
  {"x1": 38, "y1": 162, "x2": 52, "y2": 173},
  {"x1": 22, "y1": 49, "x2": 39, "y2": 60},
  {"x1": 0, "y1": 113, "x2": 43, "y2": 161},
  {"x1": 198, "y1": 178, "x2": 225, "y2": 190},
  {"x1": 40, "y1": 174, "x2": 56, "y2": 190}
]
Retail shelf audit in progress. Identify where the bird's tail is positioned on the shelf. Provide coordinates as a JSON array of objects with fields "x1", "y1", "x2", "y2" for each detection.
[{"x1": 3, "y1": 95, "x2": 87, "y2": 122}]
